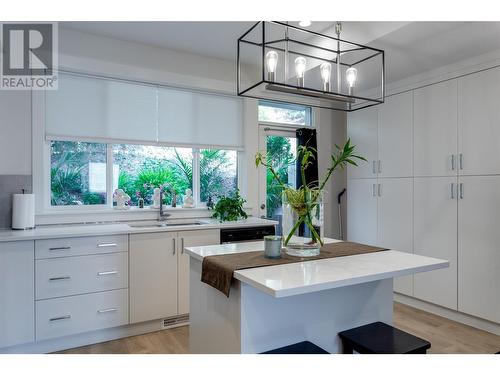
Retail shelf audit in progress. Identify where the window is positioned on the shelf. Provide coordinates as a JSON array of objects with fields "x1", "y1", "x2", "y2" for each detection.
[
  {"x1": 258, "y1": 100, "x2": 312, "y2": 126},
  {"x1": 113, "y1": 144, "x2": 192, "y2": 206},
  {"x1": 50, "y1": 141, "x2": 238, "y2": 208},
  {"x1": 199, "y1": 149, "x2": 238, "y2": 202},
  {"x1": 50, "y1": 141, "x2": 107, "y2": 206},
  {"x1": 265, "y1": 135, "x2": 297, "y2": 219}
]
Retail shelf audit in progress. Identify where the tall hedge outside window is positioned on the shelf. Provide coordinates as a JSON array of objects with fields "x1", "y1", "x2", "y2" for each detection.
[
  {"x1": 199, "y1": 149, "x2": 238, "y2": 203},
  {"x1": 258, "y1": 100, "x2": 312, "y2": 126},
  {"x1": 50, "y1": 141, "x2": 107, "y2": 206}
]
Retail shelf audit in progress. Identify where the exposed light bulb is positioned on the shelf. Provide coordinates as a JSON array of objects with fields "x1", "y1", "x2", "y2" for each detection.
[
  {"x1": 265, "y1": 50, "x2": 278, "y2": 82},
  {"x1": 320, "y1": 62, "x2": 332, "y2": 92},
  {"x1": 346, "y1": 67, "x2": 358, "y2": 88},
  {"x1": 299, "y1": 21, "x2": 311, "y2": 27},
  {"x1": 294, "y1": 56, "x2": 307, "y2": 87}
]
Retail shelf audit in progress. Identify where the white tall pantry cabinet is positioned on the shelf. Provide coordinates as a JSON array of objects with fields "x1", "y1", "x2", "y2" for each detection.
[
  {"x1": 347, "y1": 92, "x2": 414, "y2": 295},
  {"x1": 457, "y1": 176, "x2": 500, "y2": 323},
  {"x1": 347, "y1": 65, "x2": 500, "y2": 325},
  {"x1": 413, "y1": 80, "x2": 458, "y2": 177},
  {"x1": 413, "y1": 177, "x2": 458, "y2": 309}
]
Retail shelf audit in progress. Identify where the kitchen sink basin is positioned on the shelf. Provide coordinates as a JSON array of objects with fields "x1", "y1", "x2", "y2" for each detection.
[{"x1": 127, "y1": 221, "x2": 205, "y2": 228}]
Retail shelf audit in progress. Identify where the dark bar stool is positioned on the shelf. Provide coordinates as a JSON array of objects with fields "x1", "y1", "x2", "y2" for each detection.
[
  {"x1": 262, "y1": 341, "x2": 329, "y2": 354},
  {"x1": 339, "y1": 322, "x2": 431, "y2": 354}
]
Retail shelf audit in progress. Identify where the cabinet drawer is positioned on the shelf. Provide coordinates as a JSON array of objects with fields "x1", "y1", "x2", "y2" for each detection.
[
  {"x1": 36, "y1": 289, "x2": 128, "y2": 341},
  {"x1": 36, "y1": 252, "x2": 128, "y2": 300},
  {"x1": 35, "y1": 235, "x2": 128, "y2": 259}
]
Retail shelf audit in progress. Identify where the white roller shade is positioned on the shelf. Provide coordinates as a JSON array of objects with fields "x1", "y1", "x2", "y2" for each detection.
[
  {"x1": 45, "y1": 73, "x2": 158, "y2": 143},
  {"x1": 45, "y1": 73, "x2": 243, "y2": 149},
  {"x1": 158, "y1": 87, "x2": 243, "y2": 149}
]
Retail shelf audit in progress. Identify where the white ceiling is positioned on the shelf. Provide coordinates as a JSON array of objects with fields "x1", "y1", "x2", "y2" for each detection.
[{"x1": 61, "y1": 21, "x2": 500, "y2": 84}]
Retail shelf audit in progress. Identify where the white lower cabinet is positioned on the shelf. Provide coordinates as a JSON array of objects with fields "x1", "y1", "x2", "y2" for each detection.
[
  {"x1": 177, "y1": 230, "x2": 219, "y2": 316},
  {"x1": 413, "y1": 177, "x2": 458, "y2": 310},
  {"x1": 347, "y1": 178, "x2": 378, "y2": 246},
  {"x1": 129, "y1": 232, "x2": 178, "y2": 323},
  {"x1": 377, "y1": 178, "x2": 413, "y2": 296},
  {"x1": 130, "y1": 229, "x2": 220, "y2": 323},
  {"x1": 0, "y1": 241, "x2": 35, "y2": 349},
  {"x1": 458, "y1": 176, "x2": 500, "y2": 323},
  {"x1": 36, "y1": 289, "x2": 128, "y2": 341},
  {"x1": 36, "y1": 252, "x2": 128, "y2": 300}
]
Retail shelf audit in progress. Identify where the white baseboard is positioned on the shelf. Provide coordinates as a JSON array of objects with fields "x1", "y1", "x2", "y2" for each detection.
[
  {"x1": 394, "y1": 293, "x2": 500, "y2": 336},
  {"x1": 0, "y1": 319, "x2": 189, "y2": 354}
]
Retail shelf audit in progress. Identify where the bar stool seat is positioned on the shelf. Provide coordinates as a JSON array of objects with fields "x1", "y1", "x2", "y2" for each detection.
[
  {"x1": 262, "y1": 341, "x2": 329, "y2": 354},
  {"x1": 338, "y1": 322, "x2": 431, "y2": 354}
]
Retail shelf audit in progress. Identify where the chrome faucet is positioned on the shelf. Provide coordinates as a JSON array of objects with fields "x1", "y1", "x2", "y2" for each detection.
[{"x1": 158, "y1": 189, "x2": 171, "y2": 222}]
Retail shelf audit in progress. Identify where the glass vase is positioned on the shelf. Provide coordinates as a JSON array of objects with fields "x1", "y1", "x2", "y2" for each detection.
[{"x1": 281, "y1": 190, "x2": 324, "y2": 257}]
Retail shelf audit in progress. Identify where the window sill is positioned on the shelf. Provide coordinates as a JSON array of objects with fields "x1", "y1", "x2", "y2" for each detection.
[{"x1": 36, "y1": 205, "x2": 253, "y2": 226}]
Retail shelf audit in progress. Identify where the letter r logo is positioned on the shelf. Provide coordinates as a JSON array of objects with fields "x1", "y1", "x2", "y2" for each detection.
[{"x1": 2, "y1": 23, "x2": 53, "y2": 76}]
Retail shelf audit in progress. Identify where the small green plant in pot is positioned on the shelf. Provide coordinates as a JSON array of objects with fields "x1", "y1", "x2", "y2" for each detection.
[
  {"x1": 211, "y1": 190, "x2": 248, "y2": 222},
  {"x1": 256, "y1": 139, "x2": 365, "y2": 257}
]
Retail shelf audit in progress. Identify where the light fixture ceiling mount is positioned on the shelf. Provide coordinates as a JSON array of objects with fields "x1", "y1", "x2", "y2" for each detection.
[{"x1": 236, "y1": 21, "x2": 385, "y2": 112}]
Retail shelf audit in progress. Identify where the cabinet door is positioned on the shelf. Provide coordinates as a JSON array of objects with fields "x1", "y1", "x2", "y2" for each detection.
[
  {"x1": 129, "y1": 232, "x2": 178, "y2": 323},
  {"x1": 177, "y1": 229, "x2": 220, "y2": 316},
  {"x1": 377, "y1": 178, "x2": 413, "y2": 295},
  {"x1": 347, "y1": 107, "x2": 378, "y2": 179},
  {"x1": 378, "y1": 92, "x2": 413, "y2": 178},
  {"x1": 414, "y1": 80, "x2": 458, "y2": 177},
  {"x1": 347, "y1": 178, "x2": 378, "y2": 246},
  {"x1": 458, "y1": 176, "x2": 500, "y2": 323},
  {"x1": 458, "y1": 67, "x2": 500, "y2": 175},
  {"x1": 0, "y1": 241, "x2": 34, "y2": 348},
  {"x1": 413, "y1": 177, "x2": 458, "y2": 309}
]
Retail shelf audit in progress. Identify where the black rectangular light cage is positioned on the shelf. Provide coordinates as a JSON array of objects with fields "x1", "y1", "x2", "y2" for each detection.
[{"x1": 237, "y1": 21, "x2": 385, "y2": 112}]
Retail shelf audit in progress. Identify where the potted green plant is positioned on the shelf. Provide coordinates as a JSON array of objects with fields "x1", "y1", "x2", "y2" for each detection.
[
  {"x1": 255, "y1": 139, "x2": 365, "y2": 257},
  {"x1": 211, "y1": 190, "x2": 248, "y2": 222}
]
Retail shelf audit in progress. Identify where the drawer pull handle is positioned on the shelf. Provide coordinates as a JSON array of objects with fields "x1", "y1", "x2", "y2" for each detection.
[
  {"x1": 97, "y1": 271, "x2": 118, "y2": 276},
  {"x1": 49, "y1": 246, "x2": 71, "y2": 251},
  {"x1": 49, "y1": 276, "x2": 71, "y2": 281},
  {"x1": 49, "y1": 315, "x2": 71, "y2": 322},
  {"x1": 97, "y1": 243, "x2": 117, "y2": 248},
  {"x1": 97, "y1": 308, "x2": 117, "y2": 314}
]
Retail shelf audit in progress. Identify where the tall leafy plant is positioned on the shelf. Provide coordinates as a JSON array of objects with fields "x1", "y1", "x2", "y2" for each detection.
[{"x1": 256, "y1": 139, "x2": 366, "y2": 246}]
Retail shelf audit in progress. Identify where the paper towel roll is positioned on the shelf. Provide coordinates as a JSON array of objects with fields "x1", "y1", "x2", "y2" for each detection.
[{"x1": 12, "y1": 194, "x2": 35, "y2": 230}]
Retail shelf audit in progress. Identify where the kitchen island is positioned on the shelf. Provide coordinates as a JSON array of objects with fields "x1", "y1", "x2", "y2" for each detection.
[{"x1": 185, "y1": 239, "x2": 448, "y2": 354}]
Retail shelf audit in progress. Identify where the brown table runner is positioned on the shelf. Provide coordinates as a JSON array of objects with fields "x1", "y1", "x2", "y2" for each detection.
[{"x1": 201, "y1": 241, "x2": 387, "y2": 297}]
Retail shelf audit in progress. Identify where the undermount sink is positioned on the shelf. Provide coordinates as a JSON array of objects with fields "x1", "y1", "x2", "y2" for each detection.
[{"x1": 127, "y1": 221, "x2": 205, "y2": 228}]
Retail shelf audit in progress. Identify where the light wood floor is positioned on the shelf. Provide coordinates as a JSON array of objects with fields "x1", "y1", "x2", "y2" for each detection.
[{"x1": 57, "y1": 302, "x2": 500, "y2": 354}]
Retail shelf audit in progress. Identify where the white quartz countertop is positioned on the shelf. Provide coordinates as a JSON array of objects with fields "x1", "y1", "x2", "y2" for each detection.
[
  {"x1": 185, "y1": 239, "x2": 449, "y2": 298},
  {"x1": 0, "y1": 217, "x2": 277, "y2": 242}
]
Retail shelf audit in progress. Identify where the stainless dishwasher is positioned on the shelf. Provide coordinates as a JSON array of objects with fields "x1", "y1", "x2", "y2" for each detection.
[{"x1": 220, "y1": 226, "x2": 276, "y2": 244}]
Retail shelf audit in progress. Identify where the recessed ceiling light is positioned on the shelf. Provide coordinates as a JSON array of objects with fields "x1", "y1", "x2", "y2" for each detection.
[{"x1": 299, "y1": 21, "x2": 312, "y2": 27}]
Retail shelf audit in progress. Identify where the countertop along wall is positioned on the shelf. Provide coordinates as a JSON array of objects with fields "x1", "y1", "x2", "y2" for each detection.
[{"x1": 0, "y1": 26, "x2": 347, "y2": 229}]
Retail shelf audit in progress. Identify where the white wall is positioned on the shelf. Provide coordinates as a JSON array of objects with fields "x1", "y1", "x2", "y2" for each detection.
[
  {"x1": 58, "y1": 28, "x2": 236, "y2": 94},
  {"x1": 0, "y1": 91, "x2": 31, "y2": 175},
  {"x1": 317, "y1": 109, "x2": 347, "y2": 239}
]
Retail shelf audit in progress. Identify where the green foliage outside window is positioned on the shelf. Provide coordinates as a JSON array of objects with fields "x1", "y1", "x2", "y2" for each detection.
[
  {"x1": 265, "y1": 136, "x2": 296, "y2": 218},
  {"x1": 50, "y1": 141, "x2": 237, "y2": 207}
]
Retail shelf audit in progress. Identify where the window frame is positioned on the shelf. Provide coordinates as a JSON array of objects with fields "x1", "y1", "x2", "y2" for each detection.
[
  {"x1": 258, "y1": 100, "x2": 313, "y2": 128},
  {"x1": 256, "y1": 101, "x2": 316, "y2": 220}
]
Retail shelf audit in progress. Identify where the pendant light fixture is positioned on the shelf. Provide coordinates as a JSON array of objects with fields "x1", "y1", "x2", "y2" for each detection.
[{"x1": 237, "y1": 21, "x2": 385, "y2": 112}]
